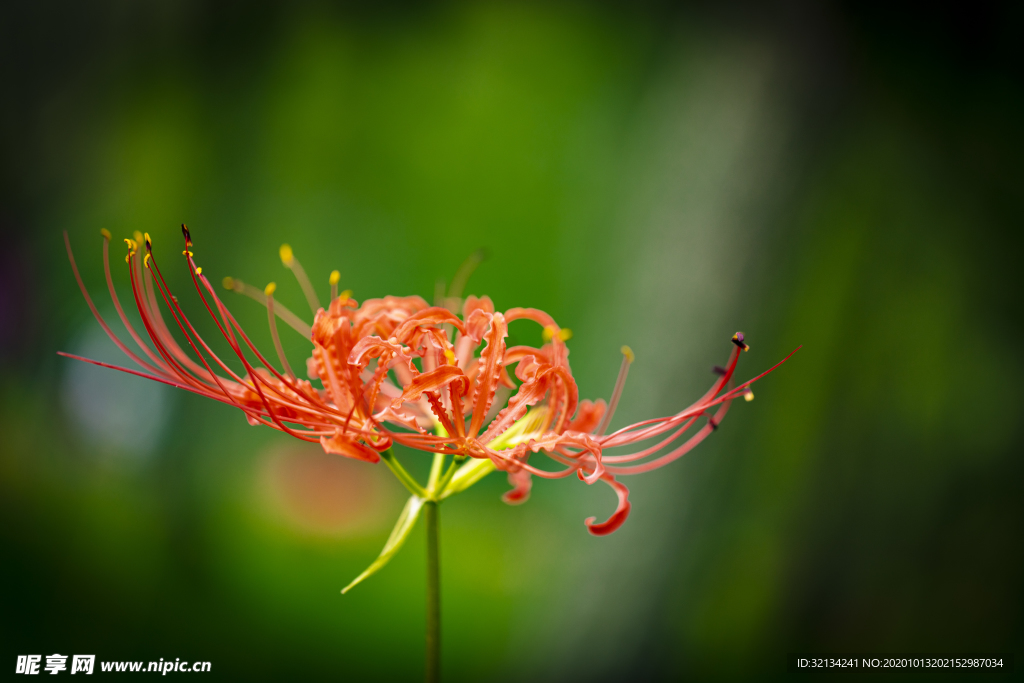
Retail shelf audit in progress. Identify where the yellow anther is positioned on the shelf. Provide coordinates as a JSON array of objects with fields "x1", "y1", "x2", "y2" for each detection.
[
  {"x1": 329, "y1": 270, "x2": 341, "y2": 285},
  {"x1": 264, "y1": 282, "x2": 277, "y2": 297},
  {"x1": 133, "y1": 231, "x2": 143, "y2": 244},
  {"x1": 100, "y1": 228, "x2": 111, "y2": 240},
  {"x1": 339, "y1": 289, "x2": 352, "y2": 301},
  {"x1": 182, "y1": 250, "x2": 193, "y2": 257},
  {"x1": 125, "y1": 254, "x2": 130, "y2": 264},
  {"x1": 143, "y1": 232, "x2": 152, "y2": 249},
  {"x1": 444, "y1": 349, "x2": 456, "y2": 365},
  {"x1": 144, "y1": 253, "x2": 151, "y2": 269},
  {"x1": 744, "y1": 388, "x2": 755, "y2": 402},
  {"x1": 222, "y1": 276, "x2": 235, "y2": 290},
  {"x1": 124, "y1": 238, "x2": 137, "y2": 251},
  {"x1": 279, "y1": 244, "x2": 294, "y2": 265},
  {"x1": 542, "y1": 326, "x2": 572, "y2": 343},
  {"x1": 195, "y1": 266, "x2": 203, "y2": 275},
  {"x1": 620, "y1": 345, "x2": 635, "y2": 363}
]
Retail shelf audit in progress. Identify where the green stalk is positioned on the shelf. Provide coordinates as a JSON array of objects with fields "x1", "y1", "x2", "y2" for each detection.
[
  {"x1": 425, "y1": 500, "x2": 440, "y2": 683},
  {"x1": 426, "y1": 451, "x2": 446, "y2": 494},
  {"x1": 424, "y1": 451, "x2": 445, "y2": 682},
  {"x1": 434, "y1": 455, "x2": 465, "y2": 498},
  {"x1": 380, "y1": 448, "x2": 428, "y2": 499}
]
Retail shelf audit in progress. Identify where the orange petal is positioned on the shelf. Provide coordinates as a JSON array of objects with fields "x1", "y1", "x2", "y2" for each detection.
[
  {"x1": 393, "y1": 365, "x2": 468, "y2": 407},
  {"x1": 585, "y1": 476, "x2": 631, "y2": 536},
  {"x1": 392, "y1": 306, "x2": 466, "y2": 341},
  {"x1": 319, "y1": 432, "x2": 381, "y2": 463},
  {"x1": 567, "y1": 399, "x2": 606, "y2": 433},
  {"x1": 501, "y1": 467, "x2": 533, "y2": 505}
]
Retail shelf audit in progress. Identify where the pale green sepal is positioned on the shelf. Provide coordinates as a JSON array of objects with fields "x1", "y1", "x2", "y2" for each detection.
[
  {"x1": 440, "y1": 457, "x2": 496, "y2": 499},
  {"x1": 341, "y1": 495, "x2": 425, "y2": 594}
]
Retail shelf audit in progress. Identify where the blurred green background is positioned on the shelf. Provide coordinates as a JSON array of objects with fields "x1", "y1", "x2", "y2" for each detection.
[{"x1": 2, "y1": 1, "x2": 1022, "y2": 681}]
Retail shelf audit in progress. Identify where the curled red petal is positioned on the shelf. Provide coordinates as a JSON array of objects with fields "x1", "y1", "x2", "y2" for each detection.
[
  {"x1": 320, "y1": 432, "x2": 382, "y2": 463},
  {"x1": 503, "y1": 307, "x2": 556, "y2": 328},
  {"x1": 349, "y1": 335, "x2": 404, "y2": 368},
  {"x1": 567, "y1": 399, "x2": 606, "y2": 434},
  {"x1": 462, "y1": 295, "x2": 494, "y2": 318},
  {"x1": 503, "y1": 345, "x2": 551, "y2": 366},
  {"x1": 392, "y1": 306, "x2": 466, "y2": 341},
  {"x1": 514, "y1": 353, "x2": 544, "y2": 382},
  {"x1": 469, "y1": 311, "x2": 507, "y2": 437},
  {"x1": 463, "y1": 307, "x2": 492, "y2": 343},
  {"x1": 501, "y1": 467, "x2": 533, "y2": 505},
  {"x1": 584, "y1": 476, "x2": 631, "y2": 536},
  {"x1": 478, "y1": 373, "x2": 549, "y2": 443},
  {"x1": 393, "y1": 365, "x2": 468, "y2": 407}
]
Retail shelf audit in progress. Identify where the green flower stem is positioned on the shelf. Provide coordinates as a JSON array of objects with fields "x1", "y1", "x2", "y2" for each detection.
[
  {"x1": 426, "y1": 451, "x2": 446, "y2": 495},
  {"x1": 425, "y1": 500, "x2": 441, "y2": 683},
  {"x1": 434, "y1": 455, "x2": 465, "y2": 497},
  {"x1": 375, "y1": 447, "x2": 494, "y2": 683},
  {"x1": 380, "y1": 448, "x2": 428, "y2": 499},
  {"x1": 424, "y1": 452, "x2": 444, "y2": 681}
]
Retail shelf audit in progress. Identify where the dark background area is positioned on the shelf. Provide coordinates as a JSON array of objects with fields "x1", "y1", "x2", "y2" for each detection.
[{"x1": 1, "y1": 1, "x2": 1021, "y2": 681}]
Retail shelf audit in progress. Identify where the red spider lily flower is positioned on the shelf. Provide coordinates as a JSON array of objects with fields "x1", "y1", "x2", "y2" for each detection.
[{"x1": 62, "y1": 226, "x2": 797, "y2": 536}]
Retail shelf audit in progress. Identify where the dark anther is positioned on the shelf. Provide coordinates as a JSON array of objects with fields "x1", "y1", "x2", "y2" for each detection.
[
  {"x1": 712, "y1": 365, "x2": 727, "y2": 376},
  {"x1": 708, "y1": 418, "x2": 718, "y2": 431},
  {"x1": 731, "y1": 332, "x2": 748, "y2": 351},
  {"x1": 181, "y1": 223, "x2": 192, "y2": 247}
]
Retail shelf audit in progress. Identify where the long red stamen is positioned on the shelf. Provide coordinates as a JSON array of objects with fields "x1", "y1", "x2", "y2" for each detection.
[
  {"x1": 140, "y1": 264, "x2": 212, "y2": 377},
  {"x1": 64, "y1": 232, "x2": 161, "y2": 375},
  {"x1": 223, "y1": 276, "x2": 312, "y2": 338},
  {"x1": 127, "y1": 250, "x2": 216, "y2": 393},
  {"x1": 279, "y1": 243, "x2": 321, "y2": 315},
  {"x1": 605, "y1": 401, "x2": 732, "y2": 476},
  {"x1": 264, "y1": 284, "x2": 296, "y2": 380},
  {"x1": 596, "y1": 346, "x2": 634, "y2": 436},
  {"x1": 186, "y1": 266, "x2": 321, "y2": 441},
  {"x1": 99, "y1": 234, "x2": 173, "y2": 373}
]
